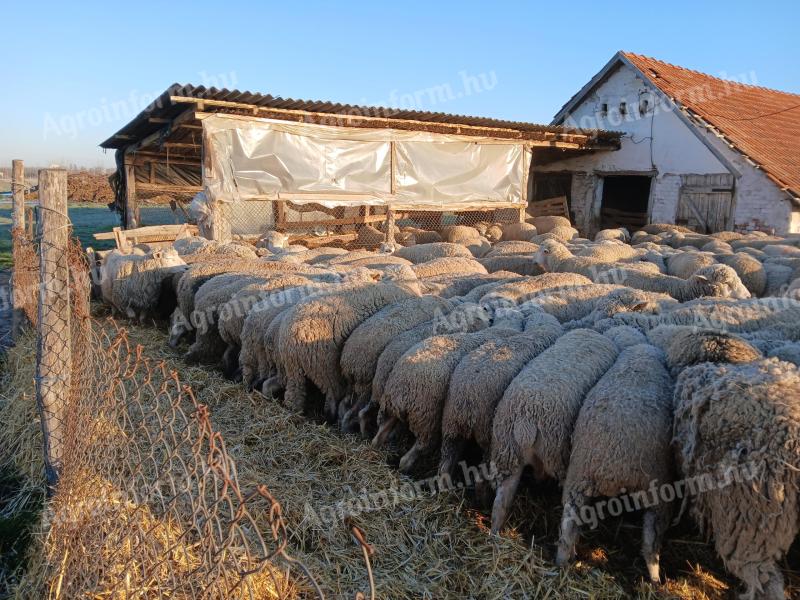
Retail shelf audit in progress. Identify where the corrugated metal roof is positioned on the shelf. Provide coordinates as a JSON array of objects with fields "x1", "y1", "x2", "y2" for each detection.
[{"x1": 101, "y1": 83, "x2": 621, "y2": 149}]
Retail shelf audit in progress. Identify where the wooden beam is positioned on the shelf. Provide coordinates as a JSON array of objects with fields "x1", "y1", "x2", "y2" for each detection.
[
  {"x1": 173, "y1": 97, "x2": 590, "y2": 147},
  {"x1": 11, "y1": 159, "x2": 26, "y2": 339},
  {"x1": 135, "y1": 182, "x2": 202, "y2": 194},
  {"x1": 123, "y1": 156, "x2": 139, "y2": 228},
  {"x1": 279, "y1": 214, "x2": 387, "y2": 229}
]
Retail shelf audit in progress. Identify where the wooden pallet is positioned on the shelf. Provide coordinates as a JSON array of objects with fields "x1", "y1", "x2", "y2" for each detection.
[
  {"x1": 528, "y1": 196, "x2": 569, "y2": 219},
  {"x1": 93, "y1": 223, "x2": 199, "y2": 250}
]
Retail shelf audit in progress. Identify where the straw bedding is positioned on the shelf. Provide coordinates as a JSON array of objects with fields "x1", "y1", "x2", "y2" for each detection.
[{"x1": 1, "y1": 323, "x2": 798, "y2": 599}]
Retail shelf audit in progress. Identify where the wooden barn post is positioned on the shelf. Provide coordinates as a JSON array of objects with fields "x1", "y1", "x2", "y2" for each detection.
[
  {"x1": 35, "y1": 168, "x2": 71, "y2": 492},
  {"x1": 124, "y1": 154, "x2": 140, "y2": 229},
  {"x1": 11, "y1": 159, "x2": 27, "y2": 339}
]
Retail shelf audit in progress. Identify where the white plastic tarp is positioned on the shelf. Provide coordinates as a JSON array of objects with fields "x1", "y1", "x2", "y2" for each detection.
[{"x1": 202, "y1": 113, "x2": 529, "y2": 210}]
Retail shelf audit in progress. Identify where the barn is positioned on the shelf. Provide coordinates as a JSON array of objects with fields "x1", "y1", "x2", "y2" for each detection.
[
  {"x1": 534, "y1": 51, "x2": 800, "y2": 236},
  {"x1": 99, "y1": 85, "x2": 619, "y2": 246}
]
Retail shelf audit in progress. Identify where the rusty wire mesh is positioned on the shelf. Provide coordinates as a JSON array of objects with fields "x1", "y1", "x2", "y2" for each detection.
[{"x1": 8, "y1": 227, "x2": 327, "y2": 599}]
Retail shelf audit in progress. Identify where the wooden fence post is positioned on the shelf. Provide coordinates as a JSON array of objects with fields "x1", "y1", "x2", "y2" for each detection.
[
  {"x1": 11, "y1": 159, "x2": 26, "y2": 339},
  {"x1": 35, "y1": 168, "x2": 71, "y2": 492}
]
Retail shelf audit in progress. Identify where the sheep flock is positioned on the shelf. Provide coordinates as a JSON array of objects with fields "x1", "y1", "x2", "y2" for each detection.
[{"x1": 96, "y1": 216, "x2": 800, "y2": 599}]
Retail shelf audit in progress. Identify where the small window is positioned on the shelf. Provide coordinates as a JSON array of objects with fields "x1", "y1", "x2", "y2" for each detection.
[
  {"x1": 619, "y1": 101, "x2": 627, "y2": 115},
  {"x1": 639, "y1": 98, "x2": 649, "y2": 115},
  {"x1": 600, "y1": 102, "x2": 608, "y2": 116}
]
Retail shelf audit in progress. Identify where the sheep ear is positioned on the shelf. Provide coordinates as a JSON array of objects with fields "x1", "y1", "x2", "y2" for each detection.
[
  {"x1": 631, "y1": 302, "x2": 649, "y2": 312},
  {"x1": 695, "y1": 275, "x2": 709, "y2": 283}
]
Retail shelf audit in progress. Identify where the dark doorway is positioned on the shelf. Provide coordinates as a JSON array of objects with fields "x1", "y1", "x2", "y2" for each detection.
[
  {"x1": 600, "y1": 175, "x2": 651, "y2": 230},
  {"x1": 532, "y1": 172, "x2": 573, "y2": 222}
]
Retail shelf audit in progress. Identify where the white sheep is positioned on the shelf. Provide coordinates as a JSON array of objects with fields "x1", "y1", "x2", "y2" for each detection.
[
  {"x1": 108, "y1": 248, "x2": 186, "y2": 321},
  {"x1": 556, "y1": 344, "x2": 674, "y2": 583},
  {"x1": 673, "y1": 359, "x2": 800, "y2": 600},
  {"x1": 410, "y1": 256, "x2": 488, "y2": 279},
  {"x1": 439, "y1": 312, "x2": 563, "y2": 479},
  {"x1": 478, "y1": 255, "x2": 544, "y2": 276},
  {"x1": 490, "y1": 329, "x2": 619, "y2": 533},
  {"x1": 595, "y1": 264, "x2": 750, "y2": 301},
  {"x1": 593, "y1": 227, "x2": 630, "y2": 243},
  {"x1": 483, "y1": 241, "x2": 539, "y2": 257},
  {"x1": 501, "y1": 222, "x2": 537, "y2": 241},
  {"x1": 666, "y1": 251, "x2": 717, "y2": 279},
  {"x1": 393, "y1": 242, "x2": 474, "y2": 264}
]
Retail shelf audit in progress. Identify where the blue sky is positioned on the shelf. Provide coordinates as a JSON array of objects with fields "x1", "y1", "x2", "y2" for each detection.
[{"x1": 3, "y1": 0, "x2": 799, "y2": 167}]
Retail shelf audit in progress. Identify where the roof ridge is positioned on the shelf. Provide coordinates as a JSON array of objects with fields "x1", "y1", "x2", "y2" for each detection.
[{"x1": 621, "y1": 51, "x2": 800, "y2": 98}]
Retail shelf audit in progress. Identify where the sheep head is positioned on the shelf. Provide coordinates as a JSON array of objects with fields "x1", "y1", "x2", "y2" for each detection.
[
  {"x1": 534, "y1": 239, "x2": 571, "y2": 271},
  {"x1": 692, "y1": 264, "x2": 751, "y2": 299}
]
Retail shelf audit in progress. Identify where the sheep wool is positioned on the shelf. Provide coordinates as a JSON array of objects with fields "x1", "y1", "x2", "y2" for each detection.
[
  {"x1": 490, "y1": 329, "x2": 619, "y2": 533},
  {"x1": 393, "y1": 242, "x2": 474, "y2": 264},
  {"x1": 411, "y1": 256, "x2": 488, "y2": 279},
  {"x1": 556, "y1": 344, "x2": 674, "y2": 583},
  {"x1": 673, "y1": 359, "x2": 800, "y2": 600}
]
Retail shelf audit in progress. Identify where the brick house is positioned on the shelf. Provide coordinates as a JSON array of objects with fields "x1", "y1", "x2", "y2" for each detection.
[{"x1": 532, "y1": 51, "x2": 800, "y2": 235}]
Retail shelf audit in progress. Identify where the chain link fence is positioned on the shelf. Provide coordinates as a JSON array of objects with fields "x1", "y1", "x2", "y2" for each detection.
[{"x1": 3, "y1": 170, "x2": 343, "y2": 599}]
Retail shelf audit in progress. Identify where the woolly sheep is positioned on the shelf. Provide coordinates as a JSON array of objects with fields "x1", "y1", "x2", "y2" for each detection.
[
  {"x1": 501, "y1": 222, "x2": 537, "y2": 241},
  {"x1": 556, "y1": 344, "x2": 674, "y2": 583},
  {"x1": 767, "y1": 342, "x2": 800, "y2": 366},
  {"x1": 663, "y1": 328, "x2": 761, "y2": 376},
  {"x1": 478, "y1": 255, "x2": 544, "y2": 276},
  {"x1": 441, "y1": 225, "x2": 482, "y2": 244},
  {"x1": 439, "y1": 312, "x2": 563, "y2": 478},
  {"x1": 411, "y1": 256, "x2": 488, "y2": 279},
  {"x1": 710, "y1": 231, "x2": 746, "y2": 242},
  {"x1": 522, "y1": 284, "x2": 628, "y2": 323},
  {"x1": 666, "y1": 252, "x2": 717, "y2": 279},
  {"x1": 531, "y1": 215, "x2": 571, "y2": 234},
  {"x1": 715, "y1": 253, "x2": 767, "y2": 297},
  {"x1": 355, "y1": 224, "x2": 386, "y2": 249},
  {"x1": 401, "y1": 227, "x2": 442, "y2": 245},
  {"x1": 338, "y1": 295, "x2": 456, "y2": 432},
  {"x1": 545, "y1": 225, "x2": 578, "y2": 242},
  {"x1": 490, "y1": 329, "x2": 619, "y2": 533},
  {"x1": 641, "y1": 223, "x2": 694, "y2": 235},
  {"x1": 762, "y1": 263, "x2": 793, "y2": 296},
  {"x1": 601, "y1": 324, "x2": 648, "y2": 348},
  {"x1": 702, "y1": 240, "x2": 733, "y2": 254},
  {"x1": 573, "y1": 241, "x2": 640, "y2": 263},
  {"x1": 477, "y1": 272, "x2": 593, "y2": 311},
  {"x1": 393, "y1": 242, "x2": 474, "y2": 264},
  {"x1": 278, "y1": 278, "x2": 420, "y2": 421},
  {"x1": 596, "y1": 264, "x2": 750, "y2": 301},
  {"x1": 375, "y1": 326, "x2": 521, "y2": 473},
  {"x1": 564, "y1": 287, "x2": 677, "y2": 330},
  {"x1": 419, "y1": 272, "x2": 519, "y2": 297},
  {"x1": 109, "y1": 249, "x2": 186, "y2": 320},
  {"x1": 363, "y1": 303, "x2": 491, "y2": 437},
  {"x1": 534, "y1": 239, "x2": 617, "y2": 279},
  {"x1": 673, "y1": 359, "x2": 800, "y2": 600},
  {"x1": 484, "y1": 241, "x2": 539, "y2": 257},
  {"x1": 100, "y1": 249, "x2": 146, "y2": 305},
  {"x1": 594, "y1": 227, "x2": 630, "y2": 243},
  {"x1": 464, "y1": 236, "x2": 492, "y2": 258},
  {"x1": 761, "y1": 243, "x2": 800, "y2": 258}
]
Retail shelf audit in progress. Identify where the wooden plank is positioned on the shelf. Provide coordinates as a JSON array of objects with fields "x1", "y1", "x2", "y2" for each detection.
[
  {"x1": 94, "y1": 223, "x2": 199, "y2": 242},
  {"x1": 35, "y1": 168, "x2": 71, "y2": 492},
  {"x1": 11, "y1": 159, "x2": 26, "y2": 339},
  {"x1": 280, "y1": 214, "x2": 387, "y2": 229},
  {"x1": 528, "y1": 195, "x2": 569, "y2": 218},
  {"x1": 123, "y1": 158, "x2": 139, "y2": 229},
  {"x1": 135, "y1": 182, "x2": 203, "y2": 194}
]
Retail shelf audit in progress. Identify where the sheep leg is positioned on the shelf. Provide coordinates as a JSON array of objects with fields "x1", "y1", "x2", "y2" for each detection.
[
  {"x1": 398, "y1": 438, "x2": 435, "y2": 474},
  {"x1": 438, "y1": 436, "x2": 466, "y2": 478},
  {"x1": 221, "y1": 345, "x2": 241, "y2": 380},
  {"x1": 738, "y1": 563, "x2": 784, "y2": 600},
  {"x1": 358, "y1": 401, "x2": 379, "y2": 438},
  {"x1": 371, "y1": 415, "x2": 398, "y2": 448},
  {"x1": 283, "y1": 376, "x2": 307, "y2": 413},
  {"x1": 556, "y1": 492, "x2": 587, "y2": 568},
  {"x1": 641, "y1": 503, "x2": 671, "y2": 584},
  {"x1": 323, "y1": 393, "x2": 339, "y2": 424},
  {"x1": 341, "y1": 392, "x2": 368, "y2": 434},
  {"x1": 490, "y1": 464, "x2": 525, "y2": 535},
  {"x1": 261, "y1": 376, "x2": 284, "y2": 400}
]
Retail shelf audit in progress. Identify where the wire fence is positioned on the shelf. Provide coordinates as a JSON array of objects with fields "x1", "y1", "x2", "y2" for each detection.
[{"x1": 6, "y1": 169, "x2": 340, "y2": 599}]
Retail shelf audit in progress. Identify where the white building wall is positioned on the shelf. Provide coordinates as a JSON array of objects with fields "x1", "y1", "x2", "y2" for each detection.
[{"x1": 535, "y1": 62, "x2": 799, "y2": 234}]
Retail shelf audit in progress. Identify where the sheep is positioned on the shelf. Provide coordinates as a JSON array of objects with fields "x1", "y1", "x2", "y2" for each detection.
[
  {"x1": 355, "y1": 224, "x2": 386, "y2": 249},
  {"x1": 595, "y1": 264, "x2": 750, "y2": 301},
  {"x1": 522, "y1": 284, "x2": 628, "y2": 323},
  {"x1": 339, "y1": 255, "x2": 414, "y2": 271},
  {"x1": 641, "y1": 223, "x2": 695, "y2": 235},
  {"x1": 662, "y1": 327, "x2": 761, "y2": 376},
  {"x1": 478, "y1": 255, "x2": 544, "y2": 276},
  {"x1": 544, "y1": 225, "x2": 578, "y2": 242},
  {"x1": 363, "y1": 303, "x2": 492, "y2": 437},
  {"x1": 573, "y1": 241, "x2": 640, "y2": 263},
  {"x1": 213, "y1": 242, "x2": 259, "y2": 260},
  {"x1": 673, "y1": 359, "x2": 800, "y2": 600},
  {"x1": 531, "y1": 215, "x2": 571, "y2": 234},
  {"x1": 501, "y1": 222, "x2": 537, "y2": 241},
  {"x1": 762, "y1": 263, "x2": 794, "y2": 296},
  {"x1": 173, "y1": 235, "x2": 215, "y2": 256},
  {"x1": 289, "y1": 247, "x2": 351, "y2": 265},
  {"x1": 534, "y1": 239, "x2": 617, "y2": 279},
  {"x1": 257, "y1": 231, "x2": 306, "y2": 254},
  {"x1": 439, "y1": 312, "x2": 564, "y2": 478},
  {"x1": 702, "y1": 240, "x2": 733, "y2": 254},
  {"x1": 375, "y1": 325, "x2": 522, "y2": 473},
  {"x1": 715, "y1": 253, "x2": 767, "y2": 297},
  {"x1": 463, "y1": 236, "x2": 492, "y2": 258},
  {"x1": 666, "y1": 252, "x2": 717, "y2": 279},
  {"x1": 109, "y1": 249, "x2": 186, "y2": 320},
  {"x1": 564, "y1": 287, "x2": 678, "y2": 330},
  {"x1": 441, "y1": 225, "x2": 482, "y2": 244},
  {"x1": 490, "y1": 329, "x2": 619, "y2": 533},
  {"x1": 278, "y1": 276, "x2": 421, "y2": 421},
  {"x1": 100, "y1": 248, "x2": 146, "y2": 305},
  {"x1": 710, "y1": 231, "x2": 746, "y2": 242},
  {"x1": 217, "y1": 274, "x2": 322, "y2": 377},
  {"x1": 338, "y1": 295, "x2": 456, "y2": 432},
  {"x1": 410, "y1": 256, "x2": 488, "y2": 279},
  {"x1": 401, "y1": 227, "x2": 442, "y2": 245},
  {"x1": 393, "y1": 242, "x2": 474, "y2": 264},
  {"x1": 601, "y1": 324, "x2": 647, "y2": 348},
  {"x1": 555, "y1": 344, "x2": 674, "y2": 582},
  {"x1": 477, "y1": 272, "x2": 593, "y2": 310},
  {"x1": 594, "y1": 227, "x2": 630, "y2": 243},
  {"x1": 419, "y1": 272, "x2": 519, "y2": 297},
  {"x1": 761, "y1": 243, "x2": 800, "y2": 258},
  {"x1": 730, "y1": 236, "x2": 792, "y2": 251},
  {"x1": 484, "y1": 241, "x2": 539, "y2": 257}
]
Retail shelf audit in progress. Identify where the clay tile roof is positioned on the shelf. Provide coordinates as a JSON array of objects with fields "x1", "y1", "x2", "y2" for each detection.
[{"x1": 621, "y1": 52, "x2": 800, "y2": 198}]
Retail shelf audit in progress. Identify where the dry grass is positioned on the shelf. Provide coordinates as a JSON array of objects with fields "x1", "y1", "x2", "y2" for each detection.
[{"x1": 2, "y1": 320, "x2": 798, "y2": 599}]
